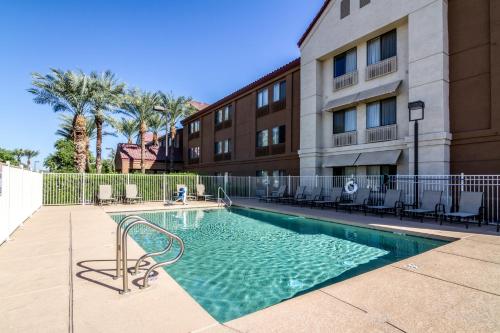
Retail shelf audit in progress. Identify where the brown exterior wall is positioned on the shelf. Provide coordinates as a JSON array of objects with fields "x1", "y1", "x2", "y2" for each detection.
[
  {"x1": 449, "y1": 0, "x2": 500, "y2": 174},
  {"x1": 182, "y1": 63, "x2": 300, "y2": 176}
]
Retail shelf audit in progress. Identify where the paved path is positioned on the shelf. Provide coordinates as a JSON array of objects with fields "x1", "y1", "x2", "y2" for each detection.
[{"x1": 0, "y1": 201, "x2": 499, "y2": 332}]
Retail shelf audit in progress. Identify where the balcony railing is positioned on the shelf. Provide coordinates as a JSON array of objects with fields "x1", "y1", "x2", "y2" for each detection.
[
  {"x1": 333, "y1": 131, "x2": 357, "y2": 147},
  {"x1": 215, "y1": 120, "x2": 232, "y2": 131},
  {"x1": 366, "y1": 56, "x2": 397, "y2": 80},
  {"x1": 256, "y1": 105, "x2": 270, "y2": 118},
  {"x1": 366, "y1": 124, "x2": 397, "y2": 143},
  {"x1": 255, "y1": 146, "x2": 269, "y2": 157},
  {"x1": 333, "y1": 71, "x2": 358, "y2": 91},
  {"x1": 214, "y1": 152, "x2": 231, "y2": 161},
  {"x1": 188, "y1": 131, "x2": 200, "y2": 140},
  {"x1": 188, "y1": 157, "x2": 200, "y2": 164},
  {"x1": 270, "y1": 143, "x2": 285, "y2": 155},
  {"x1": 271, "y1": 99, "x2": 286, "y2": 112}
]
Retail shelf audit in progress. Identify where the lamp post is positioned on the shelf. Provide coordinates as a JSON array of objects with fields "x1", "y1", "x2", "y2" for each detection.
[
  {"x1": 153, "y1": 106, "x2": 168, "y2": 173},
  {"x1": 408, "y1": 100, "x2": 425, "y2": 207}
]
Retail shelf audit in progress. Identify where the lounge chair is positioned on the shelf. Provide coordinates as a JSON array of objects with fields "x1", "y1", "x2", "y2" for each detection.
[
  {"x1": 279, "y1": 186, "x2": 306, "y2": 204},
  {"x1": 259, "y1": 185, "x2": 286, "y2": 202},
  {"x1": 125, "y1": 184, "x2": 142, "y2": 204},
  {"x1": 196, "y1": 184, "x2": 214, "y2": 201},
  {"x1": 312, "y1": 187, "x2": 343, "y2": 209},
  {"x1": 365, "y1": 189, "x2": 403, "y2": 217},
  {"x1": 441, "y1": 191, "x2": 484, "y2": 229},
  {"x1": 295, "y1": 187, "x2": 322, "y2": 207},
  {"x1": 337, "y1": 188, "x2": 371, "y2": 213},
  {"x1": 401, "y1": 190, "x2": 444, "y2": 222},
  {"x1": 97, "y1": 185, "x2": 117, "y2": 205},
  {"x1": 175, "y1": 184, "x2": 196, "y2": 201}
]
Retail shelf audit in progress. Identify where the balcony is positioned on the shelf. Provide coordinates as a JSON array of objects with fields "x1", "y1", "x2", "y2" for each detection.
[
  {"x1": 366, "y1": 124, "x2": 397, "y2": 143},
  {"x1": 256, "y1": 105, "x2": 270, "y2": 118},
  {"x1": 333, "y1": 71, "x2": 358, "y2": 91},
  {"x1": 366, "y1": 56, "x2": 397, "y2": 80},
  {"x1": 215, "y1": 120, "x2": 231, "y2": 131},
  {"x1": 188, "y1": 131, "x2": 200, "y2": 140},
  {"x1": 271, "y1": 99, "x2": 286, "y2": 112},
  {"x1": 333, "y1": 131, "x2": 357, "y2": 147},
  {"x1": 214, "y1": 152, "x2": 231, "y2": 161},
  {"x1": 270, "y1": 143, "x2": 285, "y2": 155},
  {"x1": 255, "y1": 146, "x2": 269, "y2": 157}
]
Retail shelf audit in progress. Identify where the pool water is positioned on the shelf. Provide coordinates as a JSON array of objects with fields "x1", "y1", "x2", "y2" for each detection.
[{"x1": 110, "y1": 207, "x2": 447, "y2": 322}]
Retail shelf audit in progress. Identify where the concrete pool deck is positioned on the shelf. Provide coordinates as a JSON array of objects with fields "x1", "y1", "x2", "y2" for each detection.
[{"x1": 0, "y1": 200, "x2": 499, "y2": 332}]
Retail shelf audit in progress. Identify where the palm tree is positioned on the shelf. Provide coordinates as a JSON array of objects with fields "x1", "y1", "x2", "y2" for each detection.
[
  {"x1": 147, "y1": 112, "x2": 164, "y2": 146},
  {"x1": 119, "y1": 89, "x2": 160, "y2": 173},
  {"x1": 114, "y1": 118, "x2": 138, "y2": 144},
  {"x1": 12, "y1": 149, "x2": 25, "y2": 166},
  {"x1": 23, "y1": 150, "x2": 39, "y2": 170},
  {"x1": 56, "y1": 114, "x2": 97, "y2": 141},
  {"x1": 89, "y1": 71, "x2": 125, "y2": 173},
  {"x1": 29, "y1": 69, "x2": 92, "y2": 173},
  {"x1": 114, "y1": 117, "x2": 138, "y2": 144},
  {"x1": 157, "y1": 92, "x2": 196, "y2": 171}
]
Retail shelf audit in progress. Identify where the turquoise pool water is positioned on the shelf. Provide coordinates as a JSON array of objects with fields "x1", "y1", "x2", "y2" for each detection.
[{"x1": 110, "y1": 207, "x2": 446, "y2": 322}]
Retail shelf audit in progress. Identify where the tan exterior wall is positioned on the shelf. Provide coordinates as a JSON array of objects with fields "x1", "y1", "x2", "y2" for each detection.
[{"x1": 449, "y1": 0, "x2": 500, "y2": 174}]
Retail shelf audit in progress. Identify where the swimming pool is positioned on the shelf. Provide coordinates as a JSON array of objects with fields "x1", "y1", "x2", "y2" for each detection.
[{"x1": 110, "y1": 207, "x2": 447, "y2": 322}]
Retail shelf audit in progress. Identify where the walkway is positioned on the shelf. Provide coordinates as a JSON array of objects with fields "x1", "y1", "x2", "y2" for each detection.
[{"x1": 0, "y1": 200, "x2": 499, "y2": 332}]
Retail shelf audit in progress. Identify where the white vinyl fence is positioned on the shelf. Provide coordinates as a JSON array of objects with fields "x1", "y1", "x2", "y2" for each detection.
[
  {"x1": 0, "y1": 163, "x2": 43, "y2": 245},
  {"x1": 42, "y1": 173, "x2": 500, "y2": 224}
]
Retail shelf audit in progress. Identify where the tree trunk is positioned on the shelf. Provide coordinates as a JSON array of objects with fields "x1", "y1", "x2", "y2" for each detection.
[
  {"x1": 153, "y1": 132, "x2": 159, "y2": 146},
  {"x1": 73, "y1": 114, "x2": 87, "y2": 173},
  {"x1": 140, "y1": 121, "x2": 147, "y2": 174},
  {"x1": 169, "y1": 125, "x2": 177, "y2": 172},
  {"x1": 95, "y1": 115, "x2": 103, "y2": 174},
  {"x1": 27, "y1": 157, "x2": 31, "y2": 170}
]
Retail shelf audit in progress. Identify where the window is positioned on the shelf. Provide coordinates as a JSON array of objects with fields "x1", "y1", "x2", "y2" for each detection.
[
  {"x1": 271, "y1": 125, "x2": 286, "y2": 145},
  {"x1": 360, "y1": 0, "x2": 370, "y2": 8},
  {"x1": 256, "y1": 170, "x2": 268, "y2": 177},
  {"x1": 215, "y1": 106, "x2": 231, "y2": 124},
  {"x1": 273, "y1": 81, "x2": 286, "y2": 102},
  {"x1": 189, "y1": 120, "x2": 200, "y2": 134},
  {"x1": 168, "y1": 137, "x2": 179, "y2": 148},
  {"x1": 333, "y1": 108, "x2": 357, "y2": 134},
  {"x1": 215, "y1": 139, "x2": 231, "y2": 155},
  {"x1": 257, "y1": 88, "x2": 268, "y2": 108},
  {"x1": 256, "y1": 129, "x2": 269, "y2": 147},
  {"x1": 366, "y1": 97, "x2": 397, "y2": 128},
  {"x1": 340, "y1": 0, "x2": 350, "y2": 19},
  {"x1": 188, "y1": 146, "x2": 200, "y2": 159},
  {"x1": 334, "y1": 48, "x2": 357, "y2": 78},
  {"x1": 367, "y1": 30, "x2": 397, "y2": 65},
  {"x1": 332, "y1": 166, "x2": 357, "y2": 176},
  {"x1": 272, "y1": 170, "x2": 286, "y2": 177}
]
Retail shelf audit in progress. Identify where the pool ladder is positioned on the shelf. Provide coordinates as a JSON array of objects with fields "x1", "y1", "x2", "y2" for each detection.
[
  {"x1": 114, "y1": 215, "x2": 185, "y2": 294},
  {"x1": 217, "y1": 186, "x2": 232, "y2": 207}
]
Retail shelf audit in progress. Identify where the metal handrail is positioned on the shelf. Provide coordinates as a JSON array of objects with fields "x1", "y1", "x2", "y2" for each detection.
[
  {"x1": 114, "y1": 215, "x2": 145, "y2": 279},
  {"x1": 116, "y1": 216, "x2": 185, "y2": 294},
  {"x1": 217, "y1": 186, "x2": 232, "y2": 207}
]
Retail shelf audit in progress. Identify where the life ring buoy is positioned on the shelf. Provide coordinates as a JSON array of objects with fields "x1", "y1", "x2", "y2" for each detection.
[{"x1": 344, "y1": 180, "x2": 358, "y2": 195}]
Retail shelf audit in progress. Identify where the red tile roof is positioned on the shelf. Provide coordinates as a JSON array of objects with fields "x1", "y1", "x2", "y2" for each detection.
[
  {"x1": 117, "y1": 142, "x2": 182, "y2": 163},
  {"x1": 182, "y1": 58, "x2": 300, "y2": 124},
  {"x1": 297, "y1": 0, "x2": 332, "y2": 47},
  {"x1": 190, "y1": 100, "x2": 210, "y2": 111}
]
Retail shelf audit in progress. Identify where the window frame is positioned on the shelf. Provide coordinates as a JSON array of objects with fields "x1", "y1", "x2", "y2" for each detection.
[
  {"x1": 367, "y1": 29, "x2": 397, "y2": 65},
  {"x1": 271, "y1": 125, "x2": 286, "y2": 145},
  {"x1": 366, "y1": 97, "x2": 397, "y2": 128},
  {"x1": 332, "y1": 108, "x2": 357, "y2": 134},
  {"x1": 257, "y1": 88, "x2": 269, "y2": 108},
  {"x1": 256, "y1": 129, "x2": 269, "y2": 148},
  {"x1": 273, "y1": 81, "x2": 286, "y2": 102}
]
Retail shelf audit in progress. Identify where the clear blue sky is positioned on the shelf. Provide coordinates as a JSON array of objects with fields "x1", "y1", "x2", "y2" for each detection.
[{"x1": 0, "y1": 0, "x2": 323, "y2": 165}]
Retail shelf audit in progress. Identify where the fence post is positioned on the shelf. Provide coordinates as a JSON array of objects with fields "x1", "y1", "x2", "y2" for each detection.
[
  {"x1": 460, "y1": 172, "x2": 465, "y2": 192},
  {"x1": 248, "y1": 176, "x2": 251, "y2": 198},
  {"x1": 288, "y1": 175, "x2": 291, "y2": 195},
  {"x1": 81, "y1": 173, "x2": 86, "y2": 205},
  {"x1": 162, "y1": 174, "x2": 166, "y2": 203}
]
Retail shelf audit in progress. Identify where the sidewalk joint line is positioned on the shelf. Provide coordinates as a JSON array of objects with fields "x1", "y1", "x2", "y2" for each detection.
[
  {"x1": 435, "y1": 249, "x2": 500, "y2": 265},
  {"x1": 68, "y1": 212, "x2": 74, "y2": 333},
  {"x1": 318, "y1": 289, "x2": 368, "y2": 313}
]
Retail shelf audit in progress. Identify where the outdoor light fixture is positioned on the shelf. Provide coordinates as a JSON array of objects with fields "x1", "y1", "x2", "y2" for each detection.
[
  {"x1": 153, "y1": 106, "x2": 168, "y2": 173},
  {"x1": 408, "y1": 100, "x2": 425, "y2": 205}
]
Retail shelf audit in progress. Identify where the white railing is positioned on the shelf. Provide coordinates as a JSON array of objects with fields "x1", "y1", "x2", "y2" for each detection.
[
  {"x1": 0, "y1": 163, "x2": 43, "y2": 245},
  {"x1": 41, "y1": 173, "x2": 500, "y2": 225},
  {"x1": 333, "y1": 70, "x2": 358, "y2": 90},
  {"x1": 366, "y1": 56, "x2": 397, "y2": 80},
  {"x1": 366, "y1": 124, "x2": 397, "y2": 143},
  {"x1": 333, "y1": 131, "x2": 357, "y2": 147},
  {"x1": 217, "y1": 186, "x2": 232, "y2": 207}
]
